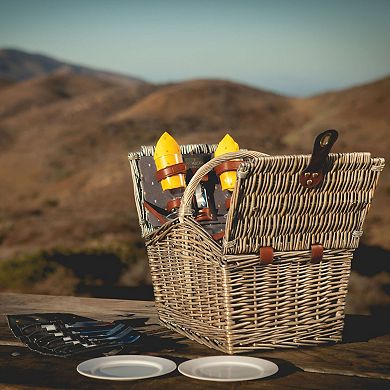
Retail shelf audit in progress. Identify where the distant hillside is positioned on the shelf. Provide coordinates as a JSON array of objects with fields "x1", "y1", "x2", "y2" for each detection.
[
  {"x1": 0, "y1": 70, "x2": 388, "y2": 259},
  {"x1": 284, "y1": 76, "x2": 390, "y2": 247},
  {"x1": 284, "y1": 76, "x2": 390, "y2": 156},
  {"x1": 108, "y1": 79, "x2": 294, "y2": 150},
  {"x1": 0, "y1": 77, "x2": 14, "y2": 90},
  {"x1": 0, "y1": 49, "x2": 388, "y2": 313},
  {"x1": 0, "y1": 72, "x2": 156, "y2": 254},
  {"x1": 0, "y1": 48, "x2": 145, "y2": 86}
]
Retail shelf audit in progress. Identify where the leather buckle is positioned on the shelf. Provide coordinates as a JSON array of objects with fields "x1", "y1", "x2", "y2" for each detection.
[{"x1": 300, "y1": 130, "x2": 338, "y2": 188}]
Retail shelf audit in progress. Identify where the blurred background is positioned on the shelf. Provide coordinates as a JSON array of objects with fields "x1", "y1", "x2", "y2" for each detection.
[{"x1": 0, "y1": 0, "x2": 389, "y2": 315}]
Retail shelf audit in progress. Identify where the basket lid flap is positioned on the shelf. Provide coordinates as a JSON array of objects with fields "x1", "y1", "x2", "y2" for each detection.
[{"x1": 223, "y1": 153, "x2": 385, "y2": 254}]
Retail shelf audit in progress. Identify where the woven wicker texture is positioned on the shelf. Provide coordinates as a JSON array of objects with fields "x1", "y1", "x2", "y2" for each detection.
[
  {"x1": 224, "y1": 153, "x2": 385, "y2": 254},
  {"x1": 129, "y1": 147, "x2": 384, "y2": 354}
]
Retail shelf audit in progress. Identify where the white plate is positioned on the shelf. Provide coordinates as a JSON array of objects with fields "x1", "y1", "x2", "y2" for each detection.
[
  {"x1": 178, "y1": 356, "x2": 278, "y2": 382},
  {"x1": 77, "y1": 355, "x2": 176, "y2": 381}
]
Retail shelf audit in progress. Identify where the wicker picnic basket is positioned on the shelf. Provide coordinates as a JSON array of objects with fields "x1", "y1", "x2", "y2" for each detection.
[{"x1": 128, "y1": 136, "x2": 384, "y2": 354}]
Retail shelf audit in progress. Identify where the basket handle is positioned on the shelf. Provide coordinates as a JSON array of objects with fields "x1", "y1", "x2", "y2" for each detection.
[{"x1": 178, "y1": 150, "x2": 269, "y2": 222}]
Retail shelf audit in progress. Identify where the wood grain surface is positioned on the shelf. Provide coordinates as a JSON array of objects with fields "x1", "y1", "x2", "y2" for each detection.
[{"x1": 0, "y1": 293, "x2": 389, "y2": 389}]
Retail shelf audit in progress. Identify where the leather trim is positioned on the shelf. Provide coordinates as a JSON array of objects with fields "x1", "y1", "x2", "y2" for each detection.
[
  {"x1": 166, "y1": 198, "x2": 182, "y2": 212},
  {"x1": 311, "y1": 244, "x2": 324, "y2": 263},
  {"x1": 195, "y1": 207, "x2": 213, "y2": 222},
  {"x1": 144, "y1": 201, "x2": 167, "y2": 224},
  {"x1": 300, "y1": 171, "x2": 324, "y2": 188},
  {"x1": 260, "y1": 246, "x2": 274, "y2": 265},
  {"x1": 300, "y1": 129, "x2": 338, "y2": 188},
  {"x1": 214, "y1": 161, "x2": 242, "y2": 176},
  {"x1": 212, "y1": 231, "x2": 225, "y2": 241},
  {"x1": 156, "y1": 162, "x2": 187, "y2": 182}
]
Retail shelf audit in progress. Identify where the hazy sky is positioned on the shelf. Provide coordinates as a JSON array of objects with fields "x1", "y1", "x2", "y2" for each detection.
[{"x1": 0, "y1": 0, "x2": 389, "y2": 96}]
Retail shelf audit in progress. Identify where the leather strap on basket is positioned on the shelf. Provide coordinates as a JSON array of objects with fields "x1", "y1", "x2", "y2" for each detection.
[
  {"x1": 166, "y1": 198, "x2": 182, "y2": 212},
  {"x1": 260, "y1": 247, "x2": 274, "y2": 264},
  {"x1": 258, "y1": 245, "x2": 323, "y2": 265},
  {"x1": 156, "y1": 162, "x2": 187, "y2": 182},
  {"x1": 214, "y1": 161, "x2": 242, "y2": 176},
  {"x1": 300, "y1": 129, "x2": 338, "y2": 189},
  {"x1": 311, "y1": 244, "x2": 324, "y2": 264},
  {"x1": 195, "y1": 207, "x2": 213, "y2": 222},
  {"x1": 212, "y1": 231, "x2": 225, "y2": 241},
  {"x1": 144, "y1": 201, "x2": 167, "y2": 224}
]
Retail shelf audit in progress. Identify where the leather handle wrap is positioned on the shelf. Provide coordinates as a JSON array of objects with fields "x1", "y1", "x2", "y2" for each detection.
[{"x1": 300, "y1": 129, "x2": 338, "y2": 188}]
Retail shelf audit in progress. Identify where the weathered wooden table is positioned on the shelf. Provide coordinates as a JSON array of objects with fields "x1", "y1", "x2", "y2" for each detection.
[{"x1": 0, "y1": 293, "x2": 389, "y2": 389}]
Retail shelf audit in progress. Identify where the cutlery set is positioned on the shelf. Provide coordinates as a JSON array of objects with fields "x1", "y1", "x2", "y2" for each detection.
[{"x1": 7, "y1": 313, "x2": 140, "y2": 357}]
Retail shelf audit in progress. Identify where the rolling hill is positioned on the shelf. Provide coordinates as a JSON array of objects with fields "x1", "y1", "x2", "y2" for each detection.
[
  {"x1": 1, "y1": 72, "x2": 388, "y2": 256},
  {"x1": 0, "y1": 49, "x2": 388, "y2": 312},
  {"x1": 0, "y1": 48, "x2": 145, "y2": 85}
]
